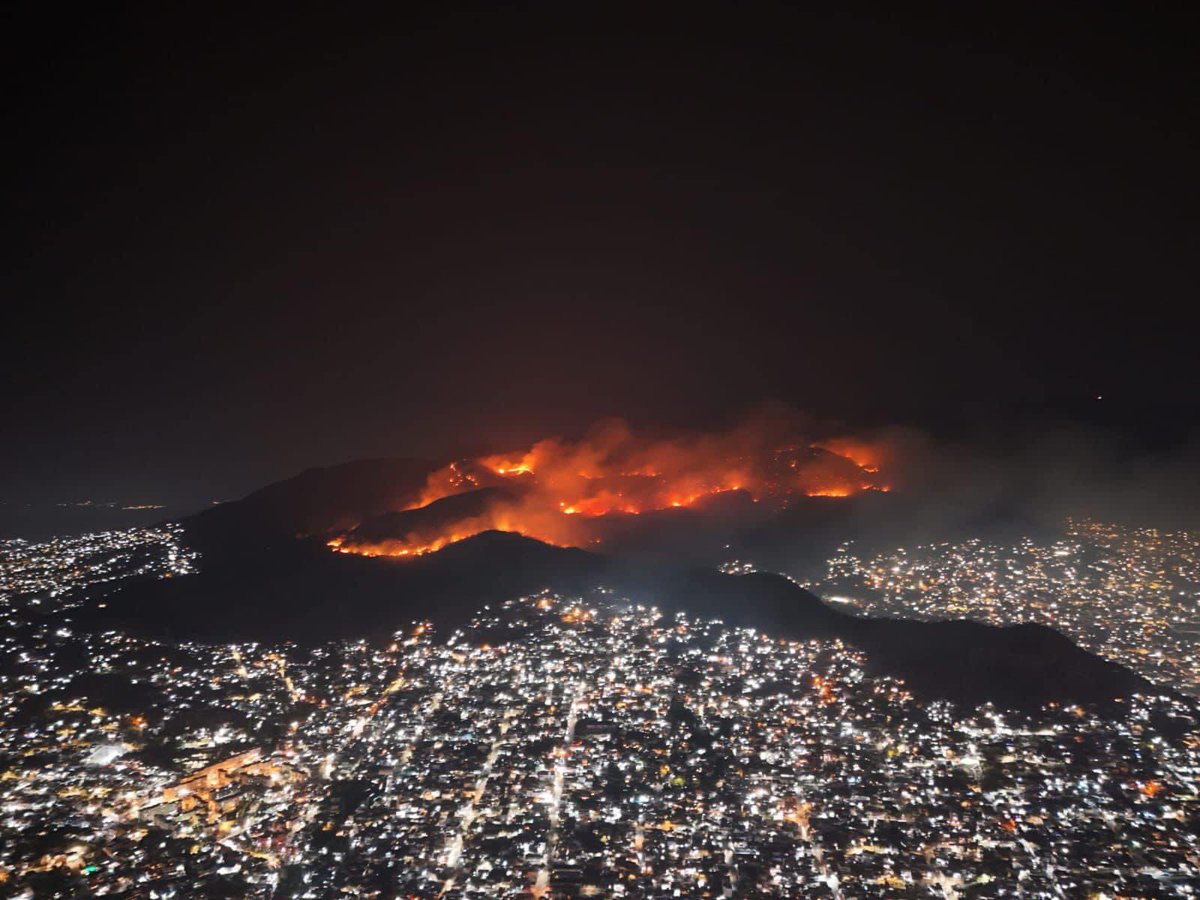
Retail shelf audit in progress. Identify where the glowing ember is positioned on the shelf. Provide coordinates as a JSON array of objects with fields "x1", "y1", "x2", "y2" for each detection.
[
  {"x1": 329, "y1": 418, "x2": 891, "y2": 558},
  {"x1": 805, "y1": 487, "x2": 855, "y2": 498}
]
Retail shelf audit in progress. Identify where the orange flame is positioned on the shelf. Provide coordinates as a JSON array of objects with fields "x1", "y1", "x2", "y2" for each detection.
[{"x1": 330, "y1": 418, "x2": 890, "y2": 558}]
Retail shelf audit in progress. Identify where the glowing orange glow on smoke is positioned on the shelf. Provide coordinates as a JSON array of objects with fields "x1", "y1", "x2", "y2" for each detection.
[
  {"x1": 411, "y1": 461, "x2": 483, "y2": 508},
  {"x1": 481, "y1": 450, "x2": 538, "y2": 477},
  {"x1": 814, "y1": 437, "x2": 884, "y2": 474},
  {"x1": 330, "y1": 418, "x2": 891, "y2": 558}
]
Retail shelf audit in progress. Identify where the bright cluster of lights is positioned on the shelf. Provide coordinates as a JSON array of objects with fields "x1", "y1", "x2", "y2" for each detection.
[
  {"x1": 1, "y1": 524, "x2": 1198, "y2": 898},
  {"x1": 811, "y1": 519, "x2": 1200, "y2": 696}
]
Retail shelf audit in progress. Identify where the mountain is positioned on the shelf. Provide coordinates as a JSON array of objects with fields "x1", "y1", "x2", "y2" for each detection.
[
  {"x1": 343, "y1": 486, "x2": 516, "y2": 547},
  {"x1": 89, "y1": 530, "x2": 602, "y2": 644},
  {"x1": 599, "y1": 566, "x2": 1151, "y2": 711},
  {"x1": 709, "y1": 572, "x2": 1151, "y2": 710},
  {"x1": 184, "y1": 457, "x2": 436, "y2": 560},
  {"x1": 95, "y1": 513, "x2": 1152, "y2": 712},
  {"x1": 83, "y1": 462, "x2": 1160, "y2": 711}
]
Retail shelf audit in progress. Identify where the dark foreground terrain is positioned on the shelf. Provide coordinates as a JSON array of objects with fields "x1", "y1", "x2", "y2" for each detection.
[{"x1": 95, "y1": 522, "x2": 1151, "y2": 713}]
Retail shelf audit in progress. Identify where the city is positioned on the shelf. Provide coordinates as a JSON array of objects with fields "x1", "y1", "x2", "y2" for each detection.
[
  {"x1": 8, "y1": 6, "x2": 1198, "y2": 897},
  {"x1": 808, "y1": 520, "x2": 1200, "y2": 698},
  {"x1": 1, "y1": 525, "x2": 1198, "y2": 896}
]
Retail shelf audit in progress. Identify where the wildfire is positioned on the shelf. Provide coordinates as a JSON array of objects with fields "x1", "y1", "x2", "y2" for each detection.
[
  {"x1": 814, "y1": 437, "x2": 884, "y2": 473},
  {"x1": 328, "y1": 417, "x2": 892, "y2": 558},
  {"x1": 806, "y1": 487, "x2": 855, "y2": 498}
]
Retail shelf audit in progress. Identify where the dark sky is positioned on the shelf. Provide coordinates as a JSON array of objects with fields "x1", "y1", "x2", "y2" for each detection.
[{"x1": 4, "y1": 3, "x2": 1198, "y2": 507}]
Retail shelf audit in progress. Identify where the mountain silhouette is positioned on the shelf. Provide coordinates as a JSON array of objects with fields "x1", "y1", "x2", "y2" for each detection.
[
  {"x1": 94, "y1": 497, "x2": 1153, "y2": 712},
  {"x1": 186, "y1": 457, "x2": 436, "y2": 560}
]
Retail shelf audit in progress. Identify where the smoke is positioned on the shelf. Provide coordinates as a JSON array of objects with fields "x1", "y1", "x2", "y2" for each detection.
[
  {"x1": 330, "y1": 408, "x2": 891, "y2": 557},
  {"x1": 329, "y1": 406, "x2": 1200, "y2": 563},
  {"x1": 743, "y1": 421, "x2": 1200, "y2": 575}
]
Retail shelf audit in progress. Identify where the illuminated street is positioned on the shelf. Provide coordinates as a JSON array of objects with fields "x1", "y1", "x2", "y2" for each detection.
[{"x1": 2, "y1": 529, "x2": 1198, "y2": 896}]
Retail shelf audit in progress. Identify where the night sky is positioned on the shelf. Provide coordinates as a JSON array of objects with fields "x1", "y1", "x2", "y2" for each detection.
[{"x1": 4, "y1": 3, "x2": 1198, "y2": 509}]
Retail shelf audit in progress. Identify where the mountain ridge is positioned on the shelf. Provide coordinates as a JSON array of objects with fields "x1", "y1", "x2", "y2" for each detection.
[
  {"x1": 94, "y1": 521, "x2": 1154, "y2": 713},
  {"x1": 110, "y1": 464, "x2": 1163, "y2": 712}
]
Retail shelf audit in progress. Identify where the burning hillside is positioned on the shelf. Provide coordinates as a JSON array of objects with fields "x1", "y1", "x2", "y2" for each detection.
[{"x1": 328, "y1": 419, "x2": 890, "y2": 558}]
